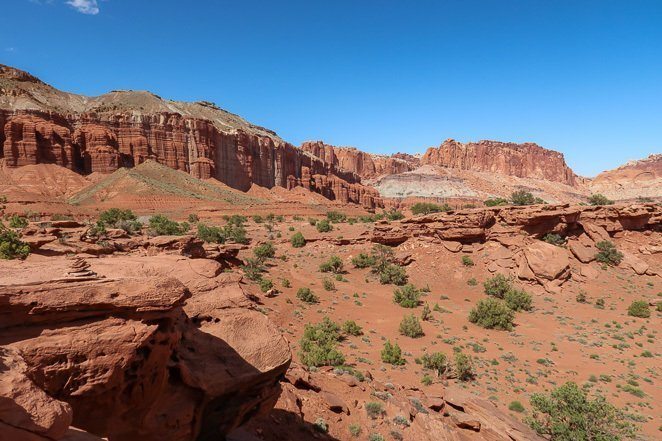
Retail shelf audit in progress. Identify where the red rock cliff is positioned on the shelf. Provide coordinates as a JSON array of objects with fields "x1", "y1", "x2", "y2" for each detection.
[
  {"x1": 0, "y1": 65, "x2": 382, "y2": 208},
  {"x1": 301, "y1": 140, "x2": 418, "y2": 179},
  {"x1": 420, "y1": 139, "x2": 578, "y2": 186}
]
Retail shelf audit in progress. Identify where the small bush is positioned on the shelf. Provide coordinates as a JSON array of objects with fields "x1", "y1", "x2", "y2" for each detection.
[
  {"x1": 259, "y1": 279, "x2": 273, "y2": 293},
  {"x1": 365, "y1": 401, "x2": 385, "y2": 419},
  {"x1": 527, "y1": 382, "x2": 636, "y2": 440},
  {"x1": 379, "y1": 264, "x2": 408, "y2": 285},
  {"x1": 316, "y1": 219, "x2": 333, "y2": 232},
  {"x1": 595, "y1": 241, "x2": 623, "y2": 266},
  {"x1": 385, "y1": 209, "x2": 405, "y2": 221},
  {"x1": 342, "y1": 320, "x2": 363, "y2": 336},
  {"x1": 0, "y1": 227, "x2": 30, "y2": 260},
  {"x1": 469, "y1": 298, "x2": 515, "y2": 330},
  {"x1": 254, "y1": 242, "x2": 276, "y2": 260},
  {"x1": 411, "y1": 202, "x2": 450, "y2": 215},
  {"x1": 505, "y1": 288, "x2": 533, "y2": 311},
  {"x1": 467, "y1": 277, "x2": 478, "y2": 286},
  {"x1": 393, "y1": 284, "x2": 421, "y2": 308},
  {"x1": 242, "y1": 257, "x2": 266, "y2": 281},
  {"x1": 226, "y1": 215, "x2": 247, "y2": 226},
  {"x1": 595, "y1": 298, "x2": 605, "y2": 309},
  {"x1": 322, "y1": 278, "x2": 336, "y2": 291},
  {"x1": 299, "y1": 317, "x2": 344, "y2": 367},
  {"x1": 588, "y1": 194, "x2": 614, "y2": 206},
  {"x1": 148, "y1": 214, "x2": 187, "y2": 236},
  {"x1": 453, "y1": 352, "x2": 475, "y2": 381},
  {"x1": 319, "y1": 255, "x2": 344, "y2": 273},
  {"x1": 627, "y1": 300, "x2": 650, "y2": 318},
  {"x1": 509, "y1": 401, "x2": 525, "y2": 413},
  {"x1": 197, "y1": 223, "x2": 225, "y2": 243},
  {"x1": 313, "y1": 418, "x2": 328, "y2": 433},
  {"x1": 8, "y1": 215, "x2": 28, "y2": 229},
  {"x1": 543, "y1": 233, "x2": 565, "y2": 246},
  {"x1": 352, "y1": 252, "x2": 376, "y2": 268},
  {"x1": 421, "y1": 352, "x2": 447, "y2": 375},
  {"x1": 291, "y1": 232, "x2": 306, "y2": 248},
  {"x1": 187, "y1": 213, "x2": 200, "y2": 223},
  {"x1": 252, "y1": 215, "x2": 263, "y2": 223},
  {"x1": 461, "y1": 255, "x2": 474, "y2": 266},
  {"x1": 483, "y1": 274, "x2": 512, "y2": 298},
  {"x1": 349, "y1": 423, "x2": 361, "y2": 437},
  {"x1": 297, "y1": 287, "x2": 319, "y2": 304},
  {"x1": 326, "y1": 211, "x2": 347, "y2": 223},
  {"x1": 484, "y1": 197, "x2": 509, "y2": 207},
  {"x1": 224, "y1": 224, "x2": 249, "y2": 244},
  {"x1": 421, "y1": 374, "x2": 433, "y2": 386},
  {"x1": 576, "y1": 290, "x2": 587, "y2": 303},
  {"x1": 381, "y1": 340, "x2": 405, "y2": 365},
  {"x1": 98, "y1": 208, "x2": 142, "y2": 234},
  {"x1": 421, "y1": 303, "x2": 432, "y2": 321},
  {"x1": 399, "y1": 314, "x2": 424, "y2": 338},
  {"x1": 511, "y1": 190, "x2": 537, "y2": 206}
]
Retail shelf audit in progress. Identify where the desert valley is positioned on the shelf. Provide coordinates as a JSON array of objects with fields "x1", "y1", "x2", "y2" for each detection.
[{"x1": 0, "y1": 62, "x2": 660, "y2": 441}]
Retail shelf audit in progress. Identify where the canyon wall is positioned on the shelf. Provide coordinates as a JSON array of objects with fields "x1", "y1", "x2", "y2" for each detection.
[
  {"x1": 420, "y1": 139, "x2": 579, "y2": 186},
  {"x1": 0, "y1": 110, "x2": 382, "y2": 208},
  {"x1": 590, "y1": 154, "x2": 662, "y2": 200},
  {"x1": 301, "y1": 140, "x2": 418, "y2": 180}
]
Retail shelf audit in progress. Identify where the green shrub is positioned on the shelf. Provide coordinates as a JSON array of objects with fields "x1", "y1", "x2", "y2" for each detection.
[
  {"x1": 148, "y1": 214, "x2": 187, "y2": 236},
  {"x1": 252, "y1": 215, "x2": 264, "y2": 223},
  {"x1": 627, "y1": 300, "x2": 650, "y2": 318},
  {"x1": 421, "y1": 374, "x2": 433, "y2": 386},
  {"x1": 322, "y1": 278, "x2": 336, "y2": 291},
  {"x1": 411, "y1": 202, "x2": 450, "y2": 215},
  {"x1": 368, "y1": 434, "x2": 385, "y2": 441},
  {"x1": 8, "y1": 215, "x2": 28, "y2": 229},
  {"x1": 281, "y1": 278, "x2": 291, "y2": 288},
  {"x1": 187, "y1": 213, "x2": 200, "y2": 223},
  {"x1": 511, "y1": 190, "x2": 537, "y2": 206},
  {"x1": 469, "y1": 298, "x2": 515, "y2": 330},
  {"x1": 291, "y1": 232, "x2": 306, "y2": 247},
  {"x1": 483, "y1": 274, "x2": 512, "y2": 298},
  {"x1": 370, "y1": 244, "x2": 395, "y2": 272},
  {"x1": 595, "y1": 298, "x2": 605, "y2": 309},
  {"x1": 484, "y1": 197, "x2": 509, "y2": 207},
  {"x1": 352, "y1": 252, "x2": 376, "y2": 268},
  {"x1": 98, "y1": 208, "x2": 142, "y2": 234},
  {"x1": 254, "y1": 242, "x2": 276, "y2": 260},
  {"x1": 467, "y1": 277, "x2": 478, "y2": 286},
  {"x1": 226, "y1": 214, "x2": 247, "y2": 226},
  {"x1": 385, "y1": 209, "x2": 405, "y2": 221},
  {"x1": 505, "y1": 288, "x2": 533, "y2": 311},
  {"x1": 543, "y1": 233, "x2": 565, "y2": 246},
  {"x1": 421, "y1": 303, "x2": 432, "y2": 321},
  {"x1": 576, "y1": 290, "x2": 587, "y2": 303},
  {"x1": 421, "y1": 352, "x2": 447, "y2": 375},
  {"x1": 297, "y1": 287, "x2": 319, "y2": 304},
  {"x1": 242, "y1": 257, "x2": 266, "y2": 281},
  {"x1": 453, "y1": 352, "x2": 475, "y2": 381},
  {"x1": 308, "y1": 217, "x2": 318, "y2": 226},
  {"x1": 299, "y1": 317, "x2": 345, "y2": 367},
  {"x1": 313, "y1": 418, "x2": 328, "y2": 433},
  {"x1": 197, "y1": 223, "x2": 225, "y2": 243},
  {"x1": 509, "y1": 401, "x2": 525, "y2": 413},
  {"x1": 316, "y1": 219, "x2": 332, "y2": 232},
  {"x1": 319, "y1": 255, "x2": 344, "y2": 273},
  {"x1": 342, "y1": 320, "x2": 363, "y2": 336},
  {"x1": 381, "y1": 340, "x2": 405, "y2": 365},
  {"x1": 379, "y1": 264, "x2": 408, "y2": 285},
  {"x1": 0, "y1": 227, "x2": 30, "y2": 260},
  {"x1": 461, "y1": 255, "x2": 474, "y2": 266},
  {"x1": 326, "y1": 211, "x2": 347, "y2": 223},
  {"x1": 588, "y1": 194, "x2": 614, "y2": 206},
  {"x1": 399, "y1": 314, "x2": 424, "y2": 338},
  {"x1": 393, "y1": 284, "x2": 421, "y2": 308},
  {"x1": 365, "y1": 401, "x2": 385, "y2": 419},
  {"x1": 259, "y1": 278, "x2": 273, "y2": 293},
  {"x1": 349, "y1": 423, "x2": 361, "y2": 437},
  {"x1": 223, "y1": 224, "x2": 249, "y2": 244},
  {"x1": 527, "y1": 382, "x2": 636, "y2": 440},
  {"x1": 595, "y1": 241, "x2": 623, "y2": 266}
]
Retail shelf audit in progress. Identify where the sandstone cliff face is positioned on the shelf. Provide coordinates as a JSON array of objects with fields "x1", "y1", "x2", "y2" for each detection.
[
  {"x1": 301, "y1": 140, "x2": 418, "y2": 180},
  {"x1": 590, "y1": 154, "x2": 662, "y2": 200},
  {"x1": 420, "y1": 138, "x2": 579, "y2": 186},
  {"x1": 0, "y1": 65, "x2": 381, "y2": 208}
]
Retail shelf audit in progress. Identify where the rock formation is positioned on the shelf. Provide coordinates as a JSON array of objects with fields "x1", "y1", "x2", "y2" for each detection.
[
  {"x1": 420, "y1": 138, "x2": 579, "y2": 186},
  {"x1": 0, "y1": 65, "x2": 381, "y2": 208},
  {"x1": 589, "y1": 154, "x2": 662, "y2": 200},
  {"x1": 301, "y1": 141, "x2": 418, "y2": 180},
  {"x1": 0, "y1": 262, "x2": 291, "y2": 440}
]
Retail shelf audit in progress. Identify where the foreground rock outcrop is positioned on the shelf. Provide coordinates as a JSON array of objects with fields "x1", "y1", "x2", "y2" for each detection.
[
  {"x1": 0, "y1": 259, "x2": 291, "y2": 441},
  {"x1": 0, "y1": 64, "x2": 381, "y2": 208}
]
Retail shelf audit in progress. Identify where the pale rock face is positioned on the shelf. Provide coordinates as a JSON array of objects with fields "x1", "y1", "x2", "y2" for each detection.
[{"x1": 589, "y1": 154, "x2": 662, "y2": 200}]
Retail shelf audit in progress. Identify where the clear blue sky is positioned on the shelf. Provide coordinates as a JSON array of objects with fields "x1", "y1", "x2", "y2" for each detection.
[{"x1": 2, "y1": 0, "x2": 661, "y2": 176}]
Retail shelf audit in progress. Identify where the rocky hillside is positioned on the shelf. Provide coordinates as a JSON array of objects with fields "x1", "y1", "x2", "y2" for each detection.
[
  {"x1": 590, "y1": 154, "x2": 662, "y2": 201},
  {"x1": 0, "y1": 64, "x2": 381, "y2": 208}
]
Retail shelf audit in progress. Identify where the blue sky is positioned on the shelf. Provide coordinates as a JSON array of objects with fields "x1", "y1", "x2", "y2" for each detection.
[{"x1": 2, "y1": 0, "x2": 661, "y2": 176}]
